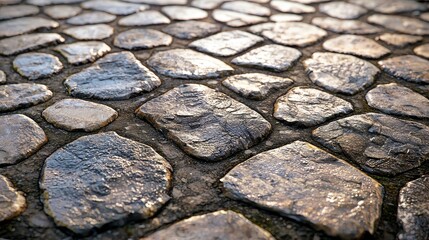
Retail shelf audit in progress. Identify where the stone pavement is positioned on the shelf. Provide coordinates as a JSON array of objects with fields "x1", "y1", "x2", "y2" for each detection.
[{"x1": 0, "y1": 0, "x2": 428, "y2": 239}]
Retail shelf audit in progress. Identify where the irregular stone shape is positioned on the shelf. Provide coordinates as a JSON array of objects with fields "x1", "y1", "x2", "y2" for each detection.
[
  {"x1": 0, "y1": 17, "x2": 58, "y2": 38},
  {"x1": 374, "y1": 0, "x2": 427, "y2": 14},
  {"x1": 142, "y1": 210, "x2": 275, "y2": 240},
  {"x1": 212, "y1": 9, "x2": 267, "y2": 27},
  {"x1": 221, "y1": 140, "x2": 383, "y2": 239},
  {"x1": 0, "y1": 5, "x2": 39, "y2": 20},
  {"x1": 366, "y1": 83, "x2": 429, "y2": 119},
  {"x1": 118, "y1": 11, "x2": 170, "y2": 26},
  {"x1": 0, "y1": 33, "x2": 64, "y2": 56},
  {"x1": 13, "y1": 53, "x2": 63, "y2": 80},
  {"x1": 0, "y1": 70, "x2": 5, "y2": 84},
  {"x1": 376, "y1": 33, "x2": 423, "y2": 48},
  {"x1": 42, "y1": 99, "x2": 118, "y2": 132},
  {"x1": 368, "y1": 14, "x2": 429, "y2": 36},
  {"x1": 397, "y1": 176, "x2": 429, "y2": 240},
  {"x1": 125, "y1": 0, "x2": 186, "y2": 4},
  {"x1": 0, "y1": 83, "x2": 53, "y2": 112},
  {"x1": 249, "y1": 22, "x2": 327, "y2": 47},
  {"x1": 311, "y1": 17, "x2": 382, "y2": 35},
  {"x1": 319, "y1": 1, "x2": 367, "y2": 20},
  {"x1": 222, "y1": 73, "x2": 293, "y2": 100},
  {"x1": 66, "y1": 12, "x2": 116, "y2": 25},
  {"x1": 114, "y1": 29, "x2": 172, "y2": 50},
  {"x1": 270, "y1": 0, "x2": 315, "y2": 13},
  {"x1": 27, "y1": 0, "x2": 83, "y2": 5},
  {"x1": 40, "y1": 132, "x2": 172, "y2": 235},
  {"x1": 421, "y1": 12, "x2": 429, "y2": 22},
  {"x1": 378, "y1": 55, "x2": 429, "y2": 84},
  {"x1": 44, "y1": 5, "x2": 82, "y2": 19},
  {"x1": 304, "y1": 52, "x2": 379, "y2": 95},
  {"x1": 136, "y1": 84, "x2": 271, "y2": 161},
  {"x1": 414, "y1": 44, "x2": 429, "y2": 59},
  {"x1": 162, "y1": 6, "x2": 208, "y2": 20},
  {"x1": 0, "y1": 175, "x2": 26, "y2": 221},
  {"x1": 0, "y1": 114, "x2": 47, "y2": 166},
  {"x1": 189, "y1": 30, "x2": 263, "y2": 57},
  {"x1": 162, "y1": 21, "x2": 221, "y2": 40},
  {"x1": 54, "y1": 41, "x2": 111, "y2": 65},
  {"x1": 270, "y1": 13, "x2": 303, "y2": 22},
  {"x1": 274, "y1": 87, "x2": 353, "y2": 126},
  {"x1": 323, "y1": 35, "x2": 390, "y2": 59},
  {"x1": 147, "y1": 49, "x2": 233, "y2": 79},
  {"x1": 65, "y1": 52, "x2": 161, "y2": 100},
  {"x1": 221, "y1": 1, "x2": 270, "y2": 16},
  {"x1": 63, "y1": 24, "x2": 114, "y2": 40},
  {"x1": 81, "y1": 0, "x2": 149, "y2": 15}
]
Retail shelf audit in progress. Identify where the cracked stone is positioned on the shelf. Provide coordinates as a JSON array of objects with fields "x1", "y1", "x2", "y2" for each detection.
[
  {"x1": 323, "y1": 35, "x2": 390, "y2": 59},
  {"x1": 212, "y1": 9, "x2": 267, "y2": 27},
  {"x1": 221, "y1": 1, "x2": 270, "y2": 16},
  {"x1": 136, "y1": 84, "x2": 271, "y2": 161},
  {"x1": 231, "y1": 44, "x2": 301, "y2": 72},
  {"x1": 274, "y1": 87, "x2": 353, "y2": 126},
  {"x1": 63, "y1": 24, "x2": 114, "y2": 40},
  {"x1": 311, "y1": 17, "x2": 382, "y2": 35},
  {"x1": 378, "y1": 55, "x2": 429, "y2": 84},
  {"x1": 0, "y1": 114, "x2": 47, "y2": 166},
  {"x1": 44, "y1": 5, "x2": 82, "y2": 19},
  {"x1": 66, "y1": 11, "x2": 116, "y2": 25},
  {"x1": 114, "y1": 29, "x2": 172, "y2": 50},
  {"x1": 42, "y1": 99, "x2": 118, "y2": 132},
  {"x1": 0, "y1": 5, "x2": 39, "y2": 20},
  {"x1": 54, "y1": 41, "x2": 111, "y2": 65},
  {"x1": 319, "y1": 1, "x2": 367, "y2": 20},
  {"x1": 414, "y1": 44, "x2": 429, "y2": 59},
  {"x1": 81, "y1": 0, "x2": 149, "y2": 15},
  {"x1": 368, "y1": 14, "x2": 429, "y2": 36},
  {"x1": 304, "y1": 52, "x2": 379, "y2": 95},
  {"x1": 222, "y1": 73, "x2": 294, "y2": 100},
  {"x1": 162, "y1": 21, "x2": 221, "y2": 40},
  {"x1": 142, "y1": 210, "x2": 275, "y2": 240},
  {"x1": 40, "y1": 132, "x2": 172, "y2": 235},
  {"x1": 147, "y1": 49, "x2": 233, "y2": 79},
  {"x1": 162, "y1": 6, "x2": 208, "y2": 20},
  {"x1": 0, "y1": 175, "x2": 26, "y2": 221},
  {"x1": 221, "y1": 140, "x2": 383, "y2": 239},
  {"x1": 27, "y1": 0, "x2": 83, "y2": 5},
  {"x1": 366, "y1": 83, "x2": 429, "y2": 119},
  {"x1": 376, "y1": 33, "x2": 423, "y2": 48},
  {"x1": 64, "y1": 51, "x2": 161, "y2": 100},
  {"x1": 270, "y1": 0, "x2": 315, "y2": 13},
  {"x1": 270, "y1": 13, "x2": 303, "y2": 22},
  {"x1": 0, "y1": 70, "x2": 5, "y2": 84},
  {"x1": 118, "y1": 11, "x2": 170, "y2": 26},
  {"x1": 0, "y1": 33, "x2": 65, "y2": 56},
  {"x1": 0, "y1": 17, "x2": 58, "y2": 38},
  {"x1": 13, "y1": 53, "x2": 63, "y2": 80},
  {"x1": 0, "y1": 83, "x2": 53, "y2": 112}
]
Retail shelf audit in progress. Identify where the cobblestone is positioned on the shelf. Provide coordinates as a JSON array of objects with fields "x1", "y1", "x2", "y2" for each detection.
[
  {"x1": 13, "y1": 52, "x2": 63, "y2": 80},
  {"x1": 118, "y1": 10, "x2": 170, "y2": 26},
  {"x1": 54, "y1": 41, "x2": 111, "y2": 65},
  {"x1": 66, "y1": 11, "x2": 116, "y2": 25},
  {"x1": 323, "y1": 35, "x2": 390, "y2": 59},
  {"x1": 114, "y1": 29, "x2": 172, "y2": 50},
  {"x1": 63, "y1": 24, "x2": 114, "y2": 40},
  {"x1": 0, "y1": 83, "x2": 53, "y2": 112},
  {"x1": 378, "y1": 55, "x2": 429, "y2": 84},
  {"x1": 0, "y1": 33, "x2": 65, "y2": 56},
  {"x1": 0, "y1": 17, "x2": 58, "y2": 37},
  {"x1": 0, "y1": 175, "x2": 26, "y2": 221},
  {"x1": 376, "y1": 33, "x2": 423, "y2": 48}
]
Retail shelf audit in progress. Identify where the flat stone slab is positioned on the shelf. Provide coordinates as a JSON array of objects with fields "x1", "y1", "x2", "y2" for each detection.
[
  {"x1": 221, "y1": 140, "x2": 383, "y2": 239},
  {"x1": 63, "y1": 24, "x2": 114, "y2": 40},
  {"x1": 118, "y1": 11, "x2": 170, "y2": 26},
  {"x1": 54, "y1": 41, "x2": 111, "y2": 65},
  {"x1": 231, "y1": 44, "x2": 301, "y2": 72},
  {"x1": 270, "y1": 0, "x2": 315, "y2": 13},
  {"x1": 270, "y1": 13, "x2": 303, "y2": 22},
  {"x1": 64, "y1": 51, "x2": 161, "y2": 100},
  {"x1": 378, "y1": 55, "x2": 429, "y2": 84},
  {"x1": 397, "y1": 176, "x2": 429, "y2": 240},
  {"x1": 147, "y1": 49, "x2": 233, "y2": 79},
  {"x1": 162, "y1": 21, "x2": 221, "y2": 40},
  {"x1": 304, "y1": 52, "x2": 379, "y2": 95},
  {"x1": 274, "y1": 87, "x2": 353, "y2": 126},
  {"x1": 44, "y1": 5, "x2": 81, "y2": 19},
  {"x1": 368, "y1": 14, "x2": 429, "y2": 36},
  {"x1": 366, "y1": 83, "x2": 429, "y2": 119},
  {"x1": 0, "y1": 70, "x2": 5, "y2": 84},
  {"x1": 40, "y1": 132, "x2": 172, "y2": 235},
  {"x1": 162, "y1": 6, "x2": 208, "y2": 20},
  {"x1": 0, "y1": 114, "x2": 47, "y2": 166},
  {"x1": 0, "y1": 83, "x2": 53, "y2": 112},
  {"x1": 189, "y1": 30, "x2": 263, "y2": 57},
  {"x1": 13, "y1": 53, "x2": 63, "y2": 80},
  {"x1": 319, "y1": 1, "x2": 367, "y2": 19},
  {"x1": 136, "y1": 84, "x2": 271, "y2": 161},
  {"x1": 221, "y1": 1, "x2": 270, "y2": 16},
  {"x1": 0, "y1": 33, "x2": 65, "y2": 56},
  {"x1": 311, "y1": 17, "x2": 381, "y2": 34},
  {"x1": 323, "y1": 35, "x2": 390, "y2": 59},
  {"x1": 81, "y1": 0, "x2": 149, "y2": 15},
  {"x1": 222, "y1": 73, "x2": 294, "y2": 100},
  {"x1": 0, "y1": 175, "x2": 26, "y2": 221},
  {"x1": 376, "y1": 33, "x2": 422, "y2": 48},
  {"x1": 212, "y1": 9, "x2": 268, "y2": 27},
  {"x1": 142, "y1": 210, "x2": 275, "y2": 240},
  {"x1": 114, "y1": 29, "x2": 172, "y2": 50},
  {"x1": 414, "y1": 44, "x2": 429, "y2": 59},
  {"x1": 66, "y1": 12, "x2": 116, "y2": 25},
  {"x1": 42, "y1": 99, "x2": 118, "y2": 132},
  {"x1": 313, "y1": 113, "x2": 429, "y2": 176},
  {"x1": 0, "y1": 17, "x2": 58, "y2": 38},
  {"x1": 0, "y1": 5, "x2": 39, "y2": 20}
]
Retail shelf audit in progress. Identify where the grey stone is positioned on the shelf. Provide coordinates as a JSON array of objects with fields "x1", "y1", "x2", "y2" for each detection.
[
  {"x1": 142, "y1": 210, "x2": 275, "y2": 240},
  {"x1": 376, "y1": 33, "x2": 423, "y2": 48},
  {"x1": 212, "y1": 9, "x2": 267, "y2": 27},
  {"x1": 222, "y1": 73, "x2": 294, "y2": 100},
  {"x1": 368, "y1": 14, "x2": 429, "y2": 36},
  {"x1": 64, "y1": 51, "x2": 161, "y2": 100},
  {"x1": 221, "y1": 1, "x2": 270, "y2": 16},
  {"x1": 162, "y1": 6, "x2": 208, "y2": 20},
  {"x1": 114, "y1": 29, "x2": 172, "y2": 50},
  {"x1": 27, "y1": 0, "x2": 83, "y2": 5},
  {"x1": 287, "y1": 0, "x2": 329, "y2": 3},
  {"x1": 191, "y1": 0, "x2": 225, "y2": 9},
  {"x1": 0, "y1": 83, "x2": 53, "y2": 112},
  {"x1": 42, "y1": 99, "x2": 118, "y2": 132},
  {"x1": 63, "y1": 24, "x2": 114, "y2": 40},
  {"x1": 378, "y1": 55, "x2": 429, "y2": 84},
  {"x1": 81, "y1": 0, "x2": 149, "y2": 15},
  {"x1": 136, "y1": 84, "x2": 271, "y2": 161},
  {"x1": 347, "y1": 0, "x2": 385, "y2": 9},
  {"x1": 13, "y1": 53, "x2": 63, "y2": 80},
  {"x1": 40, "y1": 132, "x2": 172, "y2": 235},
  {"x1": 366, "y1": 83, "x2": 429, "y2": 119},
  {"x1": 373, "y1": 0, "x2": 427, "y2": 14},
  {"x1": 0, "y1": 33, "x2": 65, "y2": 56},
  {"x1": 221, "y1": 140, "x2": 383, "y2": 239},
  {"x1": 66, "y1": 12, "x2": 116, "y2": 25},
  {"x1": 274, "y1": 87, "x2": 353, "y2": 127},
  {"x1": 124, "y1": 0, "x2": 186, "y2": 4},
  {"x1": 319, "y1": 1, "x2": 367, "y2": 20},
  {"x1": 421, "y1": 12, "x2": 429, "y2": 22},
  {"x1": 304, "y1": 52, "x2": 379, "y2": 95},
  {"x1": 54, "y1": 41, "x2": 111, "y2": 65},
  {"x1": 0, "y1": 114, "x2": 47, "y2": 166},
  {"x1": 414, "y1": 44, "x2": 429, "y2": 59},
  {"x1": 0, "y1": 70, "x2": 5, "y2": 84},
  {"x1": 270, "y1": 13, "x2": 303, "y2": 22},
  {"x1": 0, "y1": 5, "x2": 39, "y2": 20},
  {"x1": 311, "y1": 17, "x2": 382, "y2": 34},
  {"x1": 323, "y1": 35, "x2": 390, "y2": 59},
  {"x1": 0, "y1": 17, "x2": 59, "y2": 38},
  {"x1": 118, "y1": 11, "x2": 170, "y2": 26},
  {"x1": 0, "y1": 175, "x2": 26, "y2": 221},
  {"x1": 147, "y1": 49, "x2": 234, "y2": 79},
  {"x1": 44, "y1": 5, "x2": 82, "y2": 19},
  {"x1": 0, "y1": 0, "x2": 21, "y2": 4},
  {"x1": 231, "y1": 44, "x2": 301, "y2": 72},
  {"x1": 270, "y1": 0, "x2": 315, "y2": 13},
  {"x1": 162, "y1": 21, "x2": 221, "y2": 40}
]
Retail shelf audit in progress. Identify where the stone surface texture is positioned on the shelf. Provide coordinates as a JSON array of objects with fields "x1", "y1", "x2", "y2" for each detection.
[
  {"x1": 0, "y1": 17, "x2": 58, "y2": 37},
  {"x1": 319, "y1": 1, "x2": 367, "y2": 19},
  {"x1": 368, "y1": 14, "x2": 429, "y2": 36},
  {"x1": 212, "y1": 9, "x2": 268, "y2": 27},
  {"x1": 0, "y1": 83, "x2": 53, "y2": 112},
  {"x1": 377, "y1": 33, "x2": 423, "y2": 48},
  {"x1": 114, "y1": 29, "x2": 172, "y2": 50},
  {"x1": 0, "y1": 70, "x2": 5, "y2": 84},
  {"x1": 118, "y1": 11, "x2": 170, "y2": 26},
  {"x1": 323, "y1": 35, "x2": 390, "y2": 59},
  {"x1": 81, "y1": 0, "x2": 149, "y2": 15},
  {"x1": 162, "y1": 6, "x2": 208, "y2": 20},
  {"x1": 0, "y1": 175, "x2": 26, "y2": 221},
  {"x1": 66, "y1": 12, "x2": 116, "y2": 25},
  {"x1": 13, "y1": 53, "x2": 63, "y2": 80},
  {"x1": 0, "y1": 33, "x2": 65, "y2": 56},
  {"x1": 162, "y1": 21, "x2": 221, "y2": 40},
  {"x1": 378, "y1": 55, "x2": 429, "y2": 84},
  {"x1": 414, "y1": 44, "x2": 429, "y2": 59},
  {"x1": 311, "y1": 17, "x2": 381, "y2": 34},
  {"x1": 63, "y1": 24, "x2": 114, "y2": 40},
  {"x1": 54, "y1": 41, "x2": 111, "y2": 65},
  {"x1": 44, "y1": 5, "x2": 81, "y2": 19}
]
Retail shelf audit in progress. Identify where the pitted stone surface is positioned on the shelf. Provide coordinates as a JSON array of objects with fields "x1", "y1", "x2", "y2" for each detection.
[
  {"x1": 311, "y1": 17, "x2": 381, "y2": 34},
  {"x1": 378, "y1": 55, "x2": 429, "y2": 84},
  {"x1": 368, "y1": 14, "x2": 429, "y2": 36},
  {"x1": 13, "y1": 53, "x2": 63, "y2": 80},
  {"x1": 118, "y1": 11, "x2": 170, "y2": 26},
  {"x1": 63, "y1": 24, "x2": 114, "y2": 40},
  {"x1": 147, "y1": 49, "x2": 233, "y2": 79},
  {"x1": 221, "y1": 1, "x2": 270, "y2": 16},
  {"x1": 26, "y1": 0, "x2": 83, "y2": 5},
  {"x1": 81, "y1": 0, "x2": 149, "y2": 15},
  {"x1": 304, "y1": 52, "x2": 379, "y2": 95},
  {"x1": 114, "y1": 29, "x2": 172, "y2": 50},
  {"x1": 376, "y1": 33, "x2": 423, "y2": 48},
  {"x1": 323, "y1": 35, "x2": 390, "y2": 59},
  {"x1": 162, "y1": 21, "x2": 221, "y2": 40},
  {"x1": 0, "y1": 5, "x2": 39, "y2": 20},
  {"x1": 66, "y1": 12, "x2": 116, "y2": 25},
  {"x1": 64, "y1": 51, "x2": 161, "y2": 100},
  {"x1": 189, "y1": 30, "x2": 263, "y2": 57},
  {"x1": 231, "y1": 44, "x2": 302, "y2": 72},
  {"x1": 142, "y1": 210, "x2": 276, "y2": 240},
  {"x1": 270, "y1": 0, "x2": 315, "y2": 13},
  {"x1": 0, "y1": 83, "x2": 53, "y2": 112},
  {"x1": 0, "y1": 33, "x2": 65, "y2": 56},
  {"x1": 270, "y1": 13, "x2": 303, "y2": 22},
  {"x1": 0, "y1": 17, "x2": 59, "y2": 38},
  {"x1": 274, "y1": 87, "x2": 353, "y2": 127},
  {"x1": 40, "y1": 132, "x2": 172, "y2": 235},
  {"x1": 414, "y1": 44, "x2": 429, "y2": 59},
  {"x1": 212, "y1": 9, "x2": 268, "y2": 27},
  {"x1": 0, "y1": 175, "x2": 26, "y2": 221},
  {"x1": 136, "y1": 84, "x2": 271, "y2": 161},
  {"x1": 222, "y1": 73, "x2": 294, "y2": 100},
  {"x1": 221, "y1": 140, "x2": 383, "y2": 239},
  {"x1": 162, "y1": 6, "x2": 208, "y2": 20},
  {"x1": 42, "y1": 99, "x2": 118, "y2": 132},
  {"x1": 366, "y1": 83, "x2": 429, "y2": 119},
  {"x1": 0, "y1": 114, "x2": 47, "y2": 166},
  {"x1": 0, "y1": 70, "x2": 5, "y2": 84},
  {"x1": 44, "y1": 5, "x2": 81, "y2": 19},
  {"x1": 319, "y1": 1, "x2": 367, "y2": 20},
  {"x1": 54, "y1": 41, "x2": 111, "y2": 65}
]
